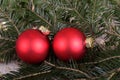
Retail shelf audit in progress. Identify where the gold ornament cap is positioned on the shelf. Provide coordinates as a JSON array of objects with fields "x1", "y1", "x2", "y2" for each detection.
[
  {"x1": 39, "y1": 26, "x2": 50, "y2": 35},
  {"x1": 85, "y1": 37, "x2": 94, "y2": 48}
]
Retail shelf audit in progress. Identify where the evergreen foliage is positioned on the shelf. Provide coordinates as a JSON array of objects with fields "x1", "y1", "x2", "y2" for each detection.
[{"x1": 0, "y1": 0, "x2": 120, "y2": 80}]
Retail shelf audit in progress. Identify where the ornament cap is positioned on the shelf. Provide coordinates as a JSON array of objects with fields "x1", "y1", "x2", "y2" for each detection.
[
  {"x1": 85, "y1": 37, "x2": 94, "y2": 48},
  {"x1": 39, "y1": 26, "x2": 50, "y2": 36}
]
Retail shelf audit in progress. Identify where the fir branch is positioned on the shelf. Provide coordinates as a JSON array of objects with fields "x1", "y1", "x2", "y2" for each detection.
[
  {"x1": 74, "y1": 79, "x2": 87, "y2": 80},
  {"x1": 0, "y1": 37, "x2": 15, "y2": 42},
  {"x1": 82, "y1": 56, "x2": 120, "y2": 65},
  {"x1": 1, "y1": 47, "x2": 14, "y2": 54},
  {"x1": 107, "y1": 72, "x2": 116, "y2": 80},
  {"x1": 91, "y1": 0, "x2": 96, "y2": 24},
  {"x1": 0, "y1": 0, "x2": 120, "y2": 79},
  {"x1": 73, "y1": 67, "x2": 120, "y2": 80},
  {"x1": 13, "y1": 70, "x2": 51, "y2": 80},
  {"x1": 44, "y1": 61, "x2": 91, "y2": 79},
  {"x1": 57, "y1": 6, "x2": 73, "y2": 11},
  {"x1": 27, "y1": 8, "x2": 52, "y2": 27},
  {"x1": 44, "y1": 61, "x2": 120, "y2": 80},
  {"x1": 30, "y1": 0, "x2": 35, "y2": 12},
  {"x1": 0, "y1": 7, "x2": 20, "y2": 35},
  {"x1": 66, "y1": 0, "x2": 87, "y2": 23},
  {"x1": 106, "y1": 31, "x2": 120, "y2": 37},
  {"x1": 92, "y1": 67, "x2": 120, "y2": 80},
  {"x1": 90, "y1": 0, "x2": 96, "y2": 36}
]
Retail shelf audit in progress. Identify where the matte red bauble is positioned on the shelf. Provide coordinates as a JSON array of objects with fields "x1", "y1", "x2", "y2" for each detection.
[
  {"x1": 53, "y1": 27, "x2": 86, "y2": 61},
  {"x1": 16, "y1": 29, "x2": 49, "y2": 64}
]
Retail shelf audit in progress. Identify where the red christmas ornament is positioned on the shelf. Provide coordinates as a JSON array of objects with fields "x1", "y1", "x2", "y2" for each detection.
[
  {"x1": 53, "y1": 27, "x2": 86, "y2": 61},
  {"x1": 16, "y1": 29, "x2": 49, "y2": 64}
]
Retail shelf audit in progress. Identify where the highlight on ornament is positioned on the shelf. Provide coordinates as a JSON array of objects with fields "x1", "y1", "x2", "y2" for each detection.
[
  {"x1": 52, "y1": 27, "x2": 86, "y2": 61},
  {"x1": 15, "y1": 29, "x2": 50, "y2": 64}
]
